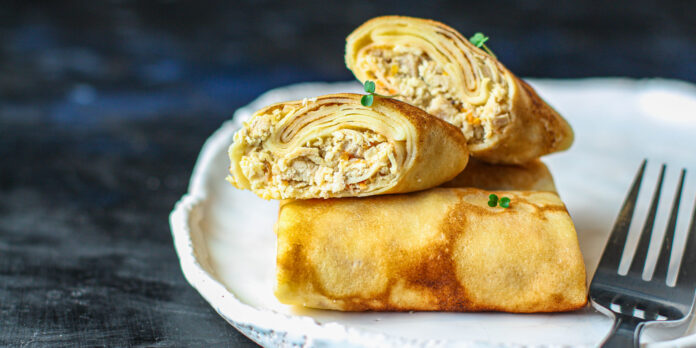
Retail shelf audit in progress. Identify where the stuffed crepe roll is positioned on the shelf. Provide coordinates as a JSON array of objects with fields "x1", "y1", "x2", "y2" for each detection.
[
  {"x1": 228, "y1": 93, "x2": 469, "y2": 199},
  {"x1": 275, "y1": 188, "x2": 587, "y2": 312},
  {"x1": 345, "y1": 16, "x2": 574, "y2": 164}
]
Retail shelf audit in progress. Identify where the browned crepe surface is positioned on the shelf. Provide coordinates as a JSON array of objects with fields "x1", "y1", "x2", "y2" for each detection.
[
  {"x1": 442, "y1": 158, "x2": 557, "y2": 192},
  {"x1": 275, "y1": 188, "x2": 587, "y2": 312}
]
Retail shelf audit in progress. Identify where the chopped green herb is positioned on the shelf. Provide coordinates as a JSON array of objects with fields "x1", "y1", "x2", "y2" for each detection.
[
  {"x1": 487, "y1": 193, "x2": 499, "y2": 207},
  {"x1": 469, "y1": 33, "x2": 489, "y2": 47},
  {"x1": 499, "y1": 197, "x2": 511, "y2": 208},
  {"x1": 469, "y1": 32, "x2": 497, "y2": 59},
  {"x1": 359, "y1": 80, "x2": 399, "y2": 107},
  {"x1": 364, "y1": 80, "x2": 376, "y2": 94},
  {"x1": 487, "y1": 194, "x2": 510, "y2": 208}
]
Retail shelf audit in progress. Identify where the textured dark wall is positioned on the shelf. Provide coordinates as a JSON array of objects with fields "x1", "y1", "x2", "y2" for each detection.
[
  {"x1": 3, "y1": 1, "x2": 695, "y2": 107},
  {"x1": 1, "y1": 1, "x2": 695, "y2": 346}
]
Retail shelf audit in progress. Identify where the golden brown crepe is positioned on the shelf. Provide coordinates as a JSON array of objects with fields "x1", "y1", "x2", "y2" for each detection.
[
  {"x1": 345, "y1": 16, "x2": 574, "y2": 164},
  {"x1": 228, "y1": 93, "x2": 469, "y2": 199},
  {"x1": 275, "y1": 188, "x2": 587, "y2": 312},
  {"x1": 442, "y1": 158, "x2": 557, "y2": 192}
]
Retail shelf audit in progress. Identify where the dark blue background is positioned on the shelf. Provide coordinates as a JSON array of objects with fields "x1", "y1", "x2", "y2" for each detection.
[{"x1": 1, "y1": 1, "x2": 695, "y2": 346}]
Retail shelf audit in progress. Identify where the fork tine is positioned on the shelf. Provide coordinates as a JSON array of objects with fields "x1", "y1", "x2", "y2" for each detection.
[
  {"x1": 677, "y1": 191, "x2": 696, "y2": 288},
  {"x1": 628, "y1": 164, "x2": 666, "y2": 277},
  {"x1": 653, "y1": 169, "x2": 686, "y2": 282},
  {"x1": 597, "y1": 160, "x2": 647, "y2": 271}
]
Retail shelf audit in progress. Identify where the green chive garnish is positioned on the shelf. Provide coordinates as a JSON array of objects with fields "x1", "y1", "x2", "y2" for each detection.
[
  {"x1": 487, "y1": 193, "x2": 510, "y2": 208},
  {"x1": 499, "y1": 197, "x2": 511, "y2": 208},
  {"x1": 469, "y1": 32, "x2": 497, "y2": 58},
  {"x1": 488, "y1": 193, "x2": 499, "y2": 207},
  {"x1": 360, "y1": 80, "x2": 399, "y2": 107},
  {"x1": 364, "y1": 80, "x2": 376, "y2": 94}
]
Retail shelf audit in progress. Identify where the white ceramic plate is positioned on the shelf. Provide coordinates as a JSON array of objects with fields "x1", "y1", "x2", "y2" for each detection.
[{"x1": 170, "y1": 79, "x2": 696, "y2": 347}]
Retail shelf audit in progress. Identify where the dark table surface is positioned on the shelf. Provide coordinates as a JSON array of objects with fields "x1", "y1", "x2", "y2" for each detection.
[{"x1": 2, "y1": 1, "x2": 696, "y2": 346}]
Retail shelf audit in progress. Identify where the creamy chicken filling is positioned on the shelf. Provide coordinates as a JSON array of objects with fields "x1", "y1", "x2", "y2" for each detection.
[
  {"x1": 361, "y1": 45, "x2": 511, "y2": 145},
  {"x1": 239, "y1": 114, "x2": 398, "y2": 198}
]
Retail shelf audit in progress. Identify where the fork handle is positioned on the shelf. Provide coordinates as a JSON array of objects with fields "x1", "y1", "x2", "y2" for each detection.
[{"x1": 601, "y1": 315, "x2": 645, "y2": 348}]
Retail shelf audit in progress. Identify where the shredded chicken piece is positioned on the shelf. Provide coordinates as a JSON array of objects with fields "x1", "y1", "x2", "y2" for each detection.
[
  {"x1": 360, "y1": 45, "x2": 510, "y2": 145},
  {"x1": 238, "y1": 114, "x2": 397, "y2": 198}
]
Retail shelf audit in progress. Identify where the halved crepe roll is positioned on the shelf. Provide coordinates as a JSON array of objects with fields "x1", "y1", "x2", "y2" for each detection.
[
  {"x1": 228, "y1": 93, "x2": 469, "y2": 199},
  {"x1": 275, "y1": 188, "x2": 587, "y2": 312},
  {"x1": 345, "y1": 16, "x2": 574, "y2": 164}
]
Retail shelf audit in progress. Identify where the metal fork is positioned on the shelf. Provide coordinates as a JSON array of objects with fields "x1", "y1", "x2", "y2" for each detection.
[{"x1": 590, "y1": 160, "x2": 696, "y2": 347}]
